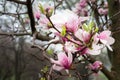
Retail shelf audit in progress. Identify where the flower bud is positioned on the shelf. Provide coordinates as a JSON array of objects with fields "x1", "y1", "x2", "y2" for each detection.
[
  {"x1": 34, "y1": 12, "x2": 40, "y2": 20},
  {"x1": 89, "y1": 61, "x2": 102, "y2": 73}
]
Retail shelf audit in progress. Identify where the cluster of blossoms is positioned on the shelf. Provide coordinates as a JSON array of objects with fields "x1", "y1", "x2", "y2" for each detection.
[
  {"x1": 34, "y1": 1, "x2": 115, "y2": 75},
  {"x1": 74, "y1": 0, "x2": 88, "y2": 16},
  {"x1": 49, "y1": 10, "x2": 114, "y2": 73},
  {"x1": 74, "y1": 0, "x2": 109, "y2": 16},
  {"x1": 98, "y1": 2, "x2": 108, "y2": 15}
]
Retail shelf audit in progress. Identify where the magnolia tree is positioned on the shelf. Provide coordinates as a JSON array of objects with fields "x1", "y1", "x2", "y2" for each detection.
[{"x1": 1, "y1": 0, "x2": 120, "y2": 80}]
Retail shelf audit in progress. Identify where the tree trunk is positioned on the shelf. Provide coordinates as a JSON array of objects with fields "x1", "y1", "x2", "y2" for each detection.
[{"x1": 108, "y1": 0, "x2": 120, "y2": 80}]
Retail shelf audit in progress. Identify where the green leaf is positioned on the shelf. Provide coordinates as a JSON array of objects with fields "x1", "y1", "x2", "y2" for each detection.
[
  {"x1": 40, "y1": 77, "x2": 46, "y2": 80},
  {"x1": 82, "y1": 23, "x2": 89, "y2": 32},
  {"x1": 61, "y1": 25, "x2": 66, "y2": 36},
  {"x1": 47, "y1": 49, "x2": 53, "y2": 55},
  {"x1": 41, "y1": 66, "x2": 48, "y2": 73},
  {"x1": 38, "y1": 4, "x2": 45, "y2": 14},
  {"x1": 88, "y1": 21, "x2": 94, "y2": 30},
  {"x1": 95, "y1": 27, "x2": 99, "y2": 32}
]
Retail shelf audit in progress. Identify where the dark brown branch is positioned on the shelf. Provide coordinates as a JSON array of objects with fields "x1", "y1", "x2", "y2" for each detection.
[
  {"x1": 31, "y1": 45, "x2": 50, "y2": 61},
  {"x1": 26, "y1": 0, "x2": 36, "y2": 35},
  {"x1": 0, "y1": 32, "x2": 52, "y2": 41},
  {"x1": 0, "y1": 11, "x2": 27, "y2": 15},
  {"x1": 0, "y1": 32, "x2": 31, "y2": 36},
  {"x1": 7, "y1": 0, "x2": 27, "y2": 5}
]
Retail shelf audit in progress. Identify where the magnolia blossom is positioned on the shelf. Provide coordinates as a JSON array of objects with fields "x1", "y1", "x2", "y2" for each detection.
[
  {"x1": 98, "y1": 8, "x2": 108, "y2": 15},
  {"x1": 64, "y1": 41, "x2": 78, "y2": 53},
  {"x1": 65, "y1": 17, "x2": 79, "y2": 33},
  {"x1": 86, "y1": 43, "x2": 103, "y2": 55},
  {"x1": 79, "y1": 0, "x2": 87, "y2": 8},
  {"x1": 75, "y1": 29, "x2": 91, "y2": 44},
  {"x1": 50, "y1": 10, "x2": 88, "y2": 33},
  {"x1": 50, "y1": 52, "x2": 73, "y2": 73},
  {"x1": 97, "y1": 30, "x2": 115, "y2": 51},
  {"x1": 74, "y1": 0, "x2": 88, "y2": 16},
  {"x1": 89, "y1": 61, "x2": 102, "y2": 72},
  {"x1": 34, "y1": 12, "x2": 40, "y2": 20},
  {"x1": 40, "y1": 16, "x2": 49, "y2": 24}
]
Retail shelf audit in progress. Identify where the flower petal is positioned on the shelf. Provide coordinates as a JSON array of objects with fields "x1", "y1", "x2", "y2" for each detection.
[
  {"x1": 67, "y1": 52, "x2": 73, "y2": 65},
  {"x1": 52, "y1": 64, "x2": 64, "y2": 71},
  {"x1": 107, "y1": 37, "x2": 115, "y2": 45},
  {"x1": 50, "y1": 58, "x2": 61, "y2": 65},
  {"x1": 106, "y1": 45, "x2": 113, "y2": 51}
]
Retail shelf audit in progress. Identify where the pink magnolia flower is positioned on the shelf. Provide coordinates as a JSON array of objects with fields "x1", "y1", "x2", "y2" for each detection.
[
  {"x1": 74, "y1": 0, "x2": 88, "y2": 16},
  {"x1": 79, "y1": 0, "x2": 87, "y2": 8},
  {"x1": 75, "y1": 29, "x2": 91, "y2": 44},
  {"x1": 64, "y1": 41, "x2": 78, "y2": 53},
  {"x1": 50, "y1": 52, "x2": 73, "y2": 73},
  {"x1": 86, "y1": 43, "x2": 103, "y2": 55},
  {"x1": 98, "y1": 8, "x2": 108, "y2": 15},
  {"x1": 34, "y1": 12, "x2": 40, "y2": 20},
  {"x1": 40, "y1": 16, "x2": 49, "y2": 24},
  {"x1": 89, "y1": 61, "x2": 102, "y2": 72},
  {"x1": 50, "y1": 10, "x2": 75, "y2": 24},
  {"x1": 65, "y1": 18, "x2": 79, "y2": 33},
  {"x1": 50, "y1": 10, "x2": 88, "y2": 33},
  {"x1": 97, "y1": 30, "x2": 115, "y2": 51},
  {"x1": 77, "y1": 46, "x2": 88, "y2": 55}
]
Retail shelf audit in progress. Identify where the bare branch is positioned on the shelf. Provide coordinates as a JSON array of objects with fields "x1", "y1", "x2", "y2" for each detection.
[
  {"x1": 7, "y1": 0, "x2": 27, "y2": 5},
  {"x1": 26, "y1": 0, "x2": 36, "y2": 35}
]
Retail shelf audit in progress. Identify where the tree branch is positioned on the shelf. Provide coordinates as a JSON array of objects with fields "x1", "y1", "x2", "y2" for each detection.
[
  {"x1": 26, "y1": 0, "x2": 36, "y2": 35},
  {"x1": 0, "y1": 32, "x2": 52, "y2": 41},
  {"x1": 7, "y1": 0, "x2": 27, "y2": 5}
]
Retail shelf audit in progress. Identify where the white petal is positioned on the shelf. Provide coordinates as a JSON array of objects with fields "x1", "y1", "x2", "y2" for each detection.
[
  {"x1": 65, "y1": 69, "x2": 69, "y2": 74},
  {"x1": 79, "y1": 17, "x2": 89, "y2": 22},
  {"x1": 50, "y1": 9, "x2": 78, "y2": 25},
  {"x1": 87, "y1": 44, "x2": 103, "y2": 55},
  {"x1": 100, "y1": 39, "x2": 107, "y2": 44},
  {"x1": 107, "y1": 37, "x2": 115, "y2": 45},
  {"x1": 68, "y1": 52, "x2": 73, "y2": 65},
  {"x1": 87, "y1": 49, "x2": 101, "y2": 55},
  {"x1": 74, "y1": 29, "x2": 83, "y2": 41},
  {"x1": 106, "y1": 45, "x2": 113, "y2": 51},
  {"x1": 50, "y1": 58, "x2": 61, "y2": 65},
  {"x1": 52, "y1": 64, "x2": 64, "y2": 71}
]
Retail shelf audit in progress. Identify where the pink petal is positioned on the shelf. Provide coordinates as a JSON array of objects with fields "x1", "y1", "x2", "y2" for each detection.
[
  {"x1": 52, "y1": 64, "x2": 64, "y2": 71},
  {"x1": 57, "y1": 52, "x2": 68, "y2": 62},
  {"x1": 67, "y1": 52, "x2": 73, "y2": 65},
  {"x1": 79, "y1": 17, "x2": 89, "y2": 22},
  {"x1": 107, "y1": 37, "x2": 115, "y2": 45},
  {"x1": 100, "y1": 30, "x2": 111, "y2": 37},
  {"x1": 87, "y1": 44, "x2": 102, "y2": 55},
  {"x1": 75, "y1": 29, "x2": 83, "y2": 41},
  {"x1": 50, "y1": 58, "x2": 61, "y2": 65},
  {"x1": 87, "y1": 48, "x2": 101, "y2": 55},
  {"x1": 100, "y1": 39, "x2": 107, "y2": 44}
]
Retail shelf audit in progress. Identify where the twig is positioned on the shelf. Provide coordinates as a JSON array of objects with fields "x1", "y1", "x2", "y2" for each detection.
[
  {"x1": 47, "y1": 67, "x2": 53, "y2": 80},
  {"x1": 7, "y1": 0, "x2": 27, "y2": 5}
]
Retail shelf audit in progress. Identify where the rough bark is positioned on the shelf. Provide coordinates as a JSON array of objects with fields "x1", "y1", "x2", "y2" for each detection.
[{"x1": 108, "y1": 0, "x2": 120, "y2": 80}]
